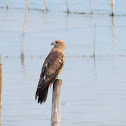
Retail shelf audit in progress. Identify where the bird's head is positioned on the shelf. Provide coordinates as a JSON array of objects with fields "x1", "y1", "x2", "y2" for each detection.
[{"x1": 51, "y1": 40, "x2": 65, "y2": 50}]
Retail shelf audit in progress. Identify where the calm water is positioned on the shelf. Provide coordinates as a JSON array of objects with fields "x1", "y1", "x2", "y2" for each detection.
[{"x1": 0, "y1": 1, "x2": 126, "y2": 126}]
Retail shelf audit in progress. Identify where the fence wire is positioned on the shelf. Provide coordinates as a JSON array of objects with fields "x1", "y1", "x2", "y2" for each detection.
[{"x1": 0, "y1": 0, "x2": 126, "y2": 15}]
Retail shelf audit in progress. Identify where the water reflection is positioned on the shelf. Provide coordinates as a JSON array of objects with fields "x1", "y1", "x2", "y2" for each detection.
[
  {"x1": 111, "y1": 16, "x2": 117, "y2": 58},
  {"x1": 89, "y1": 15, "x2": 93, "y2": 25},
  {"x1": 0, "y1": 109, "x2": 1, "y2": 126},
  {"x1": 112, "y1": 16, "x2": 116, "y2": 43},
  {"x1": 112, "y1": 15, "x2": 115, "y2": 25},
  {"x1": 65, "y1": 14, "x2": 69, "y2": 28},
  {"x1": 93, "y1": 24, "x2": 96, "y2": 70},
  {"x1": 0, "y1": 62, "x2": 2, "y2": 126},
  {"x1": 0, "y1": 63, "x2": 2, "y2": 108},
  {"x1": 93, "y1": 56, "x2": 96, "y2": 70}
]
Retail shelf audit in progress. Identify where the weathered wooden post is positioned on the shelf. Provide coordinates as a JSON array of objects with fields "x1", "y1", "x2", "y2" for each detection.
[
  {"x1": 26, "y1": 0, "x2": 29, "y2": 9},
  {"x1": 111, "y1": 0, "x2": 115, "y2": 16},
  {"x1": 6, "y1": 0, "x2": 8, "y2": 9},
  {"x1": 44, "y1": 0, "x2": 48, "y2": 11},
  {"x1": 0, "y1": 63, "x2": 2, "y2": 108},
  {"x1": 21, "y1": 9, "x2": 29, "y2": 62},
  {"x1": 51, "y1": 79, "x2": 62, "y2": 126},
  {"x1": 90, "y1": 0, "x2": 93, "y2": 14}
]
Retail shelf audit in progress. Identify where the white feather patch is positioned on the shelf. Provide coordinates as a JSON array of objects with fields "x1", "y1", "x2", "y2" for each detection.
[
  {"x1": 59, "y1": 59, "x2": 61, "y2": 63},
  {"x1": 45, "y1": 63, "x2": 48, "y2": 67},
  {"x1": 44, "y1": 75, "x2": 46, "y2": 80}
]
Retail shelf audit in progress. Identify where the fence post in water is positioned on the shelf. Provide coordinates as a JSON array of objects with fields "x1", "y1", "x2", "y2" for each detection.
[
  {"x1": 21, "y1": 9, "x2": 29, "y2": 64},
  {"x1": 6, "y1": 0, "x2": 8, "y2": 9},
  {"x1": 90, "y1": 0, "x2": 93, "y2": 14},
  {"x1": 51, "y1": 79, "x2": 62, "y2": 126},
  {"x1": 66, "y1": 0, "x2": 69, "y2": 13},
  {"x1": 111, "y1": 0, "x2": 115, "y2": 16},
  {"x1": 0, "y1": 63, "x2": 2, "y2": 108},
  {"x1": 44, "y1": 0, "x2": 48, "y2": 11}
]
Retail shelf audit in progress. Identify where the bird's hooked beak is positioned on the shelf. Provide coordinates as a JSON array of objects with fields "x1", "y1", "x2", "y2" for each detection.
[{"x1": 51, "y1": 42, "x2": 55, "y2": 46}]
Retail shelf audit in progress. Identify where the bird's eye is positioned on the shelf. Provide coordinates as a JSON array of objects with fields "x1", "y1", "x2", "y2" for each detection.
[{"x1": 55, "y1": 41, "x2": 58, "y2": 44}]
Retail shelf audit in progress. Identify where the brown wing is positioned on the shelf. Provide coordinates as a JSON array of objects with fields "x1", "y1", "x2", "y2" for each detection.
[{"x1": 35, "y1": 51, "x2": 64, "y2": 103}]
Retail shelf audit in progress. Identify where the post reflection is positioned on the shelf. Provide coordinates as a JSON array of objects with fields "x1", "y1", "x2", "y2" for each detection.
[
  {"x1": 0, "y1": 63, "x2": 2, "y2": 108},
  {"x1": 0, "y1": 109, "x2": 1, "y2": 126},
  {"x1": 0, "y1": 62, "x2": 2, "y2": 126},
  {"x1": 112, "y1": 16, "x2": 116, "y2": 43}
]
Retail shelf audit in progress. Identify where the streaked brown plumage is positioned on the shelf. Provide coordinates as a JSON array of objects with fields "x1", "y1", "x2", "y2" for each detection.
[{"x1": 35, "y1": 40, "x2": 65, "y2": 104}]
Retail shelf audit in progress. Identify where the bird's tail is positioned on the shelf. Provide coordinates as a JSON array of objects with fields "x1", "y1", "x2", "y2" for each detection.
[{"x1": 35, "y1": 85, "x2": 49, "y2": 104}]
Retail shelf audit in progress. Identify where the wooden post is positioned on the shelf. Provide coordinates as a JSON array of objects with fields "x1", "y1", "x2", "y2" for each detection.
[
  {"x1": 26, "y1": 0, "x2": 29, "y2": 9},
  {"x1": 51, "y1": 79, "x2": 62, "y2": 126},
  {"x1": 21, "y1": 32, "x2": 25, "y2": 61},
  {"x1": 111, "y1": 0, "x2": 115, "y2": 16},
  {"x1": 44, "y1": 0, "x2": 48, "y2": 11},
  {"x1": 0, "y1": 63, "x2": 2, "y2": 108},
  {"x1": 6, "y1": 0, "x2": 8, "y2": 9},
  {"x1": 90, "y1": 0, "x2": 93, "y2": 14},
  {"x1": 66, "y1": 0, "x2": 69, "y2": 13},
  {"x1": 21, "y1": 9, "x2": 29, "y2": 64},
  {"x1": 94, "y1": 24, "x2": 96, "y2": 58}
]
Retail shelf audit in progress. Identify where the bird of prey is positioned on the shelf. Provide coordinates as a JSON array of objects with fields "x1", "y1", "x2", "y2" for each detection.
[{"x1": 35, "y1": 40, "x2": 65, "y2": 104}]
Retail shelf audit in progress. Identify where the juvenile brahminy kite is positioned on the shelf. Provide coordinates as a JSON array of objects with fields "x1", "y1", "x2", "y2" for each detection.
[{"x1": 35, "y1": 40, "x2": 65, "y2": 104}]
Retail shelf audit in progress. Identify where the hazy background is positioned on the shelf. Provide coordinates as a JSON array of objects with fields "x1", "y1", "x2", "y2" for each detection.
[{"x1": 0, "y1": 0, "x2": 126, "y2": 126}]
